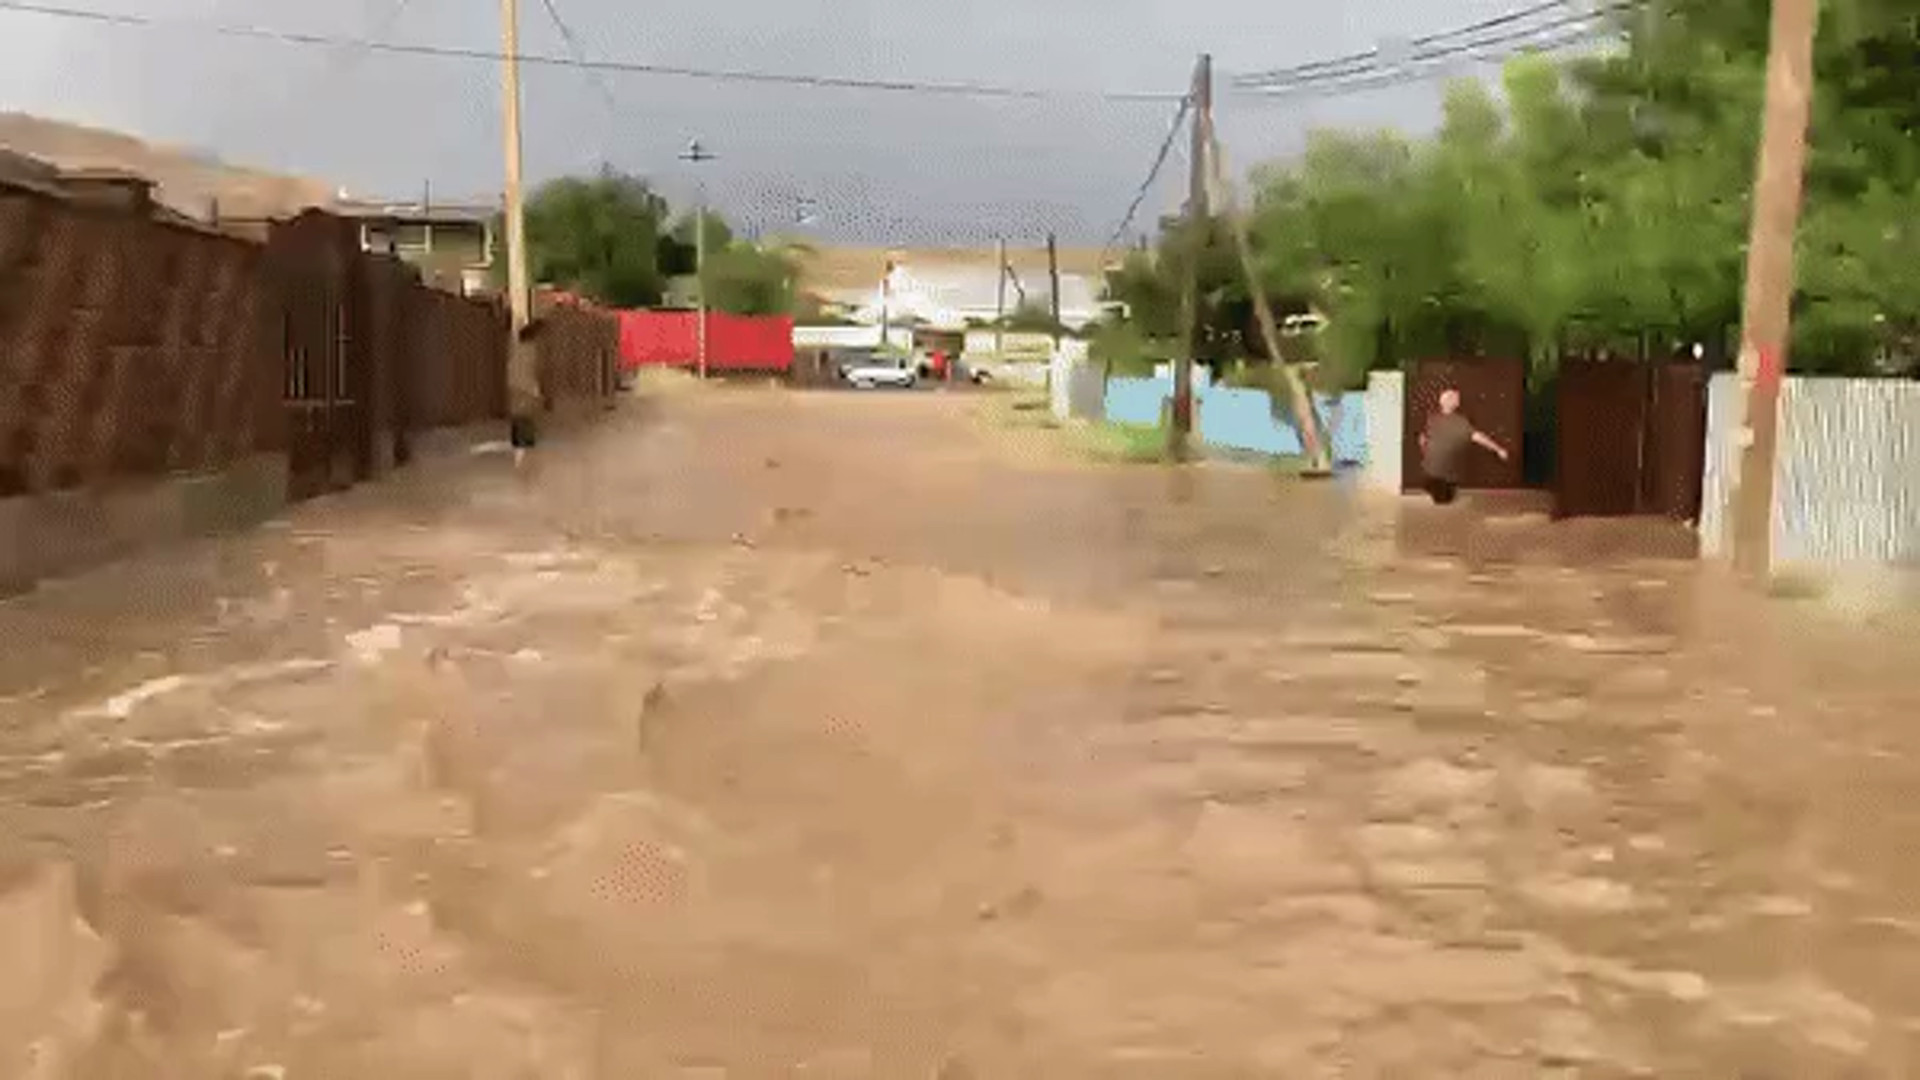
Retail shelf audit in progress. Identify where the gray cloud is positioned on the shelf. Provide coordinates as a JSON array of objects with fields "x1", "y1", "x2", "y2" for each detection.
[{"x1": 0, "y1": 0, "x2": 1522, "y2": 243}]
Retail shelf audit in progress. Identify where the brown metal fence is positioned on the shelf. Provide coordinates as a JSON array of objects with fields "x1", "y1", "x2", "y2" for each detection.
[
  {"x1": 1643, "y1": 363, "x2": 1708, "y2": 520},
  {"x1": 0, "y1": 185, "x2": 557, "y2": 512},
  {"x1": 410, "y1": 286, "x2": 508, "y2": 430},
  {"x1": 535, "y1": 306, "x2": 618, "y2": 410},
  {"x1": 262, "y1": 210, "x2": 361, "y2": 500},
  {"x1": 0, "y1": 181, "x2": 272, "y2": 498},
  {"x1": 1401, "y1": 357, "x2": 1527, "y2": 492},
  {"x1": 1554, "y1": 358, "x2": 1707, "y2": 520}
]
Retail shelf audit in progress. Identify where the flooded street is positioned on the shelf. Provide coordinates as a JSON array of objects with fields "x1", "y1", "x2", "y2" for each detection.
[{"x1": 3, "y1": 388, "x2": 1918, "y2": 1077}]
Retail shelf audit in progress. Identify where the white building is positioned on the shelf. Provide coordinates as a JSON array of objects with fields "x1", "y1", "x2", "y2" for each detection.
[{"x1": 840, "y1": 263, "x2": 1109, "y2": 332}]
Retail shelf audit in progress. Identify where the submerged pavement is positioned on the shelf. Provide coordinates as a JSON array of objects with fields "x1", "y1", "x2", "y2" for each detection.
[{"x1": 2, "y1": 389, "x2": 1917, "y2": 1077}]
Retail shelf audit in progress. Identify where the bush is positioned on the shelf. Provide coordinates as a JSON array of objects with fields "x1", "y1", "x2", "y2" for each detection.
[{"x1": 1089, "y1": 321, "x2": 1167, "y2": 378}]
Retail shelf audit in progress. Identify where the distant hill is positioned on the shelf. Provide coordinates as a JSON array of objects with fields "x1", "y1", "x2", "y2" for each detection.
[
  {"x1": 0, "y1": 112, "x2": 338, "y2": 221},
  {"x1": 796, "y1": 244, "x2": 1115, "y2": 297}
]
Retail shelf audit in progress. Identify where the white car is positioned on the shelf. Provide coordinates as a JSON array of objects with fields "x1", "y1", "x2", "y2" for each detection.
[{"x1": 843, "y1": 355, "x2": 917, "y2": 390}]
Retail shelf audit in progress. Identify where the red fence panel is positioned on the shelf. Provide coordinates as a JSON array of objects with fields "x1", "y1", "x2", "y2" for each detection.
[
  {"x1": 616, "y1": 310, "x2": 792, "y2": 372},
  {"x1": 707, "y1": 313, "x2": 793, "y2": 372},
  {"x1": 618, "y1": 311, "x2": 697, "y2": 369}
]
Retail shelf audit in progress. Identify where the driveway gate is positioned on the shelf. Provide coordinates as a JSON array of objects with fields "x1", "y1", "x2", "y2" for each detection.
[{"x1": 1554, "y1": 358, "x2": 1707, "y2": 519}]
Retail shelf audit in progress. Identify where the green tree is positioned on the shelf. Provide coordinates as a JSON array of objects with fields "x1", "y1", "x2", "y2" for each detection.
[
  {"x1": 700, "y1": 234, "x2": 812, "y2": 317},
  {"x1": 1103, "y1": 218, "x2": 1249, "y2": 365},
  {"x1": 1226, "y1": 0, "x2": 1920, "y2": 377},
  {"x1": 658, "y1": 210, "x2": 738, "y2": 277},
  {"x1": 523, "y1": 170, "x2": 671, "y2": 308}
]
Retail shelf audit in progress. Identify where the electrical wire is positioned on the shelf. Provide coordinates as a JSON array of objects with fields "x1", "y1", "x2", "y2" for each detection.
[
  {"x1": 1228, "y1": 9, "x2": 1629, "y2": 101},
  {"x1": 1231, "y1": 0, "x2": 1636, "y2": 91},
  {"x1": 0, "y1": 0, "x2": 1185, "y2": 103},
  {"x1": 1099, "y1": 94, "x2": 1192, "y2": 261},
  {"x1": 534, "y1": 0, "x2": 620, "y2": 117},
  {"x1": 1232, "y1": 0, "x2": 1585, "y2": 85},
  {"x1": 207, "y1": 0, "x2": 414, "y2": 151}
]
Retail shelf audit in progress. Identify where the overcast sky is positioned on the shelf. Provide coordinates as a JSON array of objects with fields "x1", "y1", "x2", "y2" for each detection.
[{"x1": 0, "y1": 0, "x2": 1532, "y2": 244}]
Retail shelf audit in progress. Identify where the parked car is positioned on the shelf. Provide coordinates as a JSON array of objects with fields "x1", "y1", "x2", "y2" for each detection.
[{"x1": 843, "y1": 354, "x2": 918, "y2": 390}]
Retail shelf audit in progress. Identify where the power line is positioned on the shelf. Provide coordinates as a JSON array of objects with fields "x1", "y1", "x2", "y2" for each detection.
[
  {"x1": 1233, "y1": 8, "x2": 1620, "y2": 93},
  {"x1": 1230, "y1": 0, "x2": 1581, "y2": 86},
  {"x1": 1230, "y1": 29, "x2": 1612, "y2": 105},
  {"x1": 534, "y1": 0, "x2": 619, "y2": 117},
  {"x1": 0, "y1": 0, "x2": 1185, "y2": 103},
  {"x1": 1228, "y1": 9, "x2": 1628, "y2": 100},
  {"x1": 208, "y1": 0, "x2": 414, "y2": 151},
  {"x1": 1231, "y1": 0, "x2": 1635, "y2": 90},
  {"x1": 1101, "y1": 94, "x2": 1193, "y2": 261}
]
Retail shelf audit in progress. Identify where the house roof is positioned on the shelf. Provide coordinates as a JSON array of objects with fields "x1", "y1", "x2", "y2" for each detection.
[
  {"x1": 839, "y1": 262, "x2": 1107, "y2": 331},
  {"x1": 335, "y1": 198, "x2": 499, "y2": 225}
]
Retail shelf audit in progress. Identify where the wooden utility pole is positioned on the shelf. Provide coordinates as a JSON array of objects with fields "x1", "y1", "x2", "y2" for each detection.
[
  {"x1": 1046, "y1": 232, "x2": 1062, "y2": 348},
  {"x1": 994, "y1": 237, "x2": 1008, "y2": 365},
  {"x1": 1171, "y1": 52, "x2": 1211, "y2": 459},
  {"x1": 695, "y1": 205, "x2": 708, "y2": 378},
  {"x1": 499, "y1": 0, "x2": 538, "y2": 444},
  {"x1": 680, "y1": 140, "x2": 717, "y2": 378},
  {"x1": 1726, "y1": 0, "x2": 1820, "y2": 579},
  {"x1": 1204, "y1": 114, "x2": 1330, "y2": 472}
]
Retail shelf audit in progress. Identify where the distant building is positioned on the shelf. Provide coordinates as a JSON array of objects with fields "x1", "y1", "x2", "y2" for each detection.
[
  {"x1": 334, "y1": 198, "x2": 500, "y2": 298},
  {"x1": 842, "y1": 262, "x2": 1110, "y2": 333}
]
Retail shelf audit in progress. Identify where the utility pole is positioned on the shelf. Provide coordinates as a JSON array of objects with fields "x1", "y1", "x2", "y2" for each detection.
[
  {"x1": 499, "y1": 0, "x2": 537, "y2": 446},
  {"x1": 1171, "y1": 52, "x2": 1212, "y2": 460},
  {"x1": 680, "y1": 139, "x2": 716, "y2": 379},
  {"x1": 1204, "y1": 113, "x2": 1330, "y2": 472},
  {"x1": 1726, "y1": 0, "x2": 1819, "y2": 580},
  {"x1": 696, "y1": 204, "x2": 707, "y2": 378},
  {"x1": 1046, "y1": 232, "x2": 1062, "y2": 349},
  {"x1": 879, "y1": 258, "x2": 892, "y2": 351},
  {"x1": 994, "y1": 237, "x2": 1008, "y2": 365}
]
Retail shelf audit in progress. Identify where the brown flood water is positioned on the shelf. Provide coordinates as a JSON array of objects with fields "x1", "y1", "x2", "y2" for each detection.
[{"x1": 2, "y1": 389, "x2": 1918, "y2": 1077}]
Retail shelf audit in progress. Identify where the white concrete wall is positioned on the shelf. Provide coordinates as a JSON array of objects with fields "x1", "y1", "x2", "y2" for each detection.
[
  {"x1": 1701, "y1": 374, "x2": 1920, "y2": 568},
  {"x1": 1698, "y1": 374, "x2": 1741, "y2": 559},
  {"x1": 962, "y1": 329, "x2": 1055, "y2": 362},
  {"x1": 794, "y1": 325, "x2": 889, "y2": 350},
  {"x1": 1048, "y1": 339, "x2": 1090, "y2": 421},
  {"x1": 1363, "y1": 371, "x2": 1404, "y2": 494}
]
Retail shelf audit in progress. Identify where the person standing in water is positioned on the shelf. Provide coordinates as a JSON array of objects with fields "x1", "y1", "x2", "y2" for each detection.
[{"x1": 1418, "y1": 387, "x2": 1509, "y2": 505}]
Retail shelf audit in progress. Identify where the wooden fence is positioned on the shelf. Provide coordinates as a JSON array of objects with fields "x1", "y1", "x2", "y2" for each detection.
[
  {"x1": 0, "y1": 179, "x2": 274, "y2": 497},
  {"x1": 1, "y1": 186, "x2": 617, "y2": 509},
  {"x1": 534, "y1": 305, "x2": 618, "y2": 413}
]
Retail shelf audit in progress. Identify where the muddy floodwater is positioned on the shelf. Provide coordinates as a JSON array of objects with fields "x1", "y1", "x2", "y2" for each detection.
[{"x1": 3, "y1": 390, "x2": 1919, "y2": 1077}]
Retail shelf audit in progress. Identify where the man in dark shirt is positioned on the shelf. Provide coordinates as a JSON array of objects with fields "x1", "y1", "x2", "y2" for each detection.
[{"x1": 1419, "y1": 388, "x2": 1509, "y2": 504}]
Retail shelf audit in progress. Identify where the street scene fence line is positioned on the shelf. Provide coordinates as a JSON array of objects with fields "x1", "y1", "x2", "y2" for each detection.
[
  {"x1": 0, "y1": 184, "x2": 618, "y2": 594},
  {"x1": 1702, "y1": 374, "x2": 1920, "y2": 569}
]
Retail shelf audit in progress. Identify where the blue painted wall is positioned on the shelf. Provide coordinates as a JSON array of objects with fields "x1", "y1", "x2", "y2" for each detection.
[{"x1": 1103, "y1": 368, "x2": 1369, "y2": 464}]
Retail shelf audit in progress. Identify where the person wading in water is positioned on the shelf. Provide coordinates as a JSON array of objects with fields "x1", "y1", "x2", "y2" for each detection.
[{"x1": 1418, "y1": 388, "x2": 1509, "y2": 505}]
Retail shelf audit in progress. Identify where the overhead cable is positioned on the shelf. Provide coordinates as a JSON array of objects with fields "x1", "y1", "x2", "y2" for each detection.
[
  {"x1": 1100, "y1": 94, "x2": 1194, "y2": 261},
  {"x1": 0, "y1": 0, "x2": 1186, "y2": 103}
]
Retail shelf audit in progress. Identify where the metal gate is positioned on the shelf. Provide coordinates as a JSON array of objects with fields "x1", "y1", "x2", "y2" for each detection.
[
  {"x1": 1401, "y1": 357, "x2": 1526, "y2": 491},
  {"x1": 1554, "y1": 359, "x2": 1706, "y2": 519},
  {"x1": 267, "y1": 212, "x2": 369, "y2": 502}
]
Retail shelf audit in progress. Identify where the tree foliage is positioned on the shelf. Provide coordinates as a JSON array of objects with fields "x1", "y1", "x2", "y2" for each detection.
[
  {"x1": 521, "y1": 169, "x2": 808, "y2": 318},
  {"x1": 1108, "y1": 0, "x2": 1920, "y2": 377},
  {"x1": 701, "y1": 237, "x2": 809, "y2": 317},
  {"x1": 523, "y1": 170, "x2": 671, "y2": 308}
]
